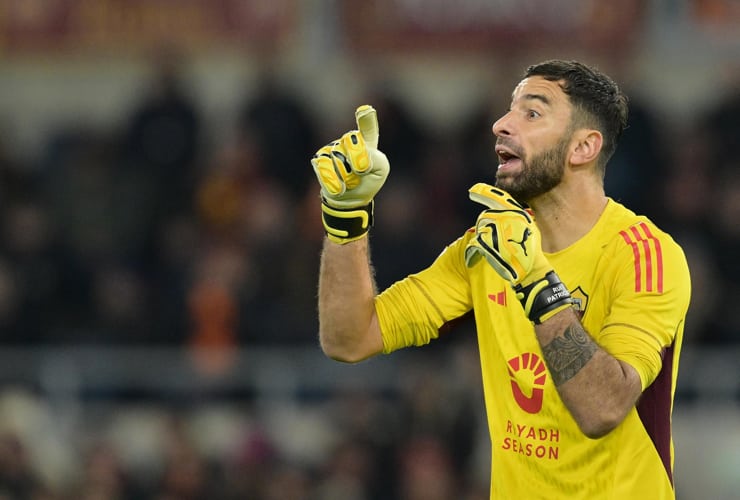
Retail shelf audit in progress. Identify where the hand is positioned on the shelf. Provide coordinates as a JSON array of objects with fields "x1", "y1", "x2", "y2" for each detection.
[
  {"x1": 465, "y1": 183, "x2": 547, "y2": 285},
  {"x1": 465, "y1": 183, "x2": 573, "y2": 324},
  {"x1": 311, "y1": 105, "x2": 390, "y2": 243}
]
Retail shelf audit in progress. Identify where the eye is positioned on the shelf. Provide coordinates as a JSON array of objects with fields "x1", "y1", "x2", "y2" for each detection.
[{"x1": 527, "y1": 109, "x2": 541, "y2": 119}]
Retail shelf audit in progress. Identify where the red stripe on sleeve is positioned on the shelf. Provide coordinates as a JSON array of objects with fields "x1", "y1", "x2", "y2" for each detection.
[
  {"x1": 630, "y1": 225, "x2": 653, "y2": 292},
  {"x1": 620, "y1": 230, "x2": 642, "y2": 292},
  {"x1": 621, "y1": 223, "x2": 665, "y2": 294},
  {"x1": 639, "y1": 222, "x2": 664, "y2": 293}
]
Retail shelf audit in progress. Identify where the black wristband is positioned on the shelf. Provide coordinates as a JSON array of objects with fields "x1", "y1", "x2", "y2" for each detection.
[
  {"x1": 514, "y1": 271, "x2": 573, "y2": 324},
  {"x1": 321, "y1": 199, "x2": 374, "y2": 242}
]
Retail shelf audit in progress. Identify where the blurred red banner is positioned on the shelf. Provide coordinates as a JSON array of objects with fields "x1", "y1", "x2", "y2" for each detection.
[
  {"x1": 340, "y1": 0, "x2": 646, "y2": 55},
  {"x1": 0, "y1": 0, "x2": 297, "y2": 55},
  {"x1": 691, "y1": 0, "x2": 740, "y2": 33}
]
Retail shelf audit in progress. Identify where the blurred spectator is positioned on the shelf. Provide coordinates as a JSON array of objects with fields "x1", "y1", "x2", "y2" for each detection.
[
  {"x1": 221, "y1": 426, "x2": 278, "y2": 499},
  {"x1": 397, "y1": 436, "x2": 458, "y2": 500},
  {"x1": 72, "y1": 442, "x2": 132, "y2": 500},
  {"x1": 238, "y1": 69, "x2": 318, "y2": 200},
  {"x1": 695, "y1": 75, "x2": 740, "y2": 344},
  {"x1": 189, "y1": 132, "x2": 313, "y2": 346},
  {"x1": 371, "y1": 176, "x2": 441, "y2": 290},
  {"x1": 655, "y1": 129, "x2": 713, "y2": 237},
  {"x1": 38, "y1": 129, "x2": 122, "y2": 341},
  {"x1": 396, "y1": 350, "x2": 480, "y2": 483},
  {"x1": 604, "y1": 95, "x2": 668, "y2": 216},
  {"x1": 702, "y1": 169, "x2": 740, "y2": 344},
  {"x1": 418, "y1": 138, "x2": 476, "y2": 247},
  {"x1": 700, "y1": 74, "x2": 740, "y2": 171},
  {"x1": 457, "y1": 95, "x2": 505, "y2": 209},
  {"x1": 363, "y1": 85, "x2": 429, "y2": 180},
  {"x1": 121, "y1": 45, "x2": 202, "y2": 220},
  {"x1": 0, "y1": 201, "x2": 57, "y2": 344},
  {"x1": 258, "y1": 462, "x2": 313, "y2": 500},
  {"x1": 314, "y1": 438, "x2": 374, "y2": 500},
  {"x1": 0, "y1": 432, "x2": 40, "y2": 499},
  {"x1": 116, "y1": 45, "x2": 204, "y2": 338}
]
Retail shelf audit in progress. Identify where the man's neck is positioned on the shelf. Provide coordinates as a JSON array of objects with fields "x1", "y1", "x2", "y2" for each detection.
[{"x1": 529, "y1": 183, "x2": 608, "y2": 253}]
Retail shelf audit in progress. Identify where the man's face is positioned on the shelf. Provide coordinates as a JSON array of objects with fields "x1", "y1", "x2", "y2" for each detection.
[{"x1": 491, "y1": 76, "x2": 574, "y2": 203}]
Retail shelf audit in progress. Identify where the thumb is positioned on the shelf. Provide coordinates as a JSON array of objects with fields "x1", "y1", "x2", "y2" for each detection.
[{"x1": 355, "y1": 105, "x2": 379, "y2": 149}]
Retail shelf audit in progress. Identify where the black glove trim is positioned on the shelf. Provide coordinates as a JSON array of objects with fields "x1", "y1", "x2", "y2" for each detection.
[
  {"x1": 514, "y1": 271, "x2": 573, "y2": 324},
  {"x1": 321, "y1": 199, "x2": 374, "y2": 243}
]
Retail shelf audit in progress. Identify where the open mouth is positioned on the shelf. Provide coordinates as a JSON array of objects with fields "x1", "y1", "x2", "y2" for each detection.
[{"x1": 495, "y1": 146, "x2": 522, "y2": 170}]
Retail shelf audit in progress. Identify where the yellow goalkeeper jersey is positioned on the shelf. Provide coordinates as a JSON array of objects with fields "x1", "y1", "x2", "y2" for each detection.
[{"x1": 375, "y1": 198, "x2": 691, "y2": 499}]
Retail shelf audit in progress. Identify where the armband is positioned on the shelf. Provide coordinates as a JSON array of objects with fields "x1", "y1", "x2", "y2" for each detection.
[{"x1": 514, "y1": 271, "x2": 573, "y2": 324}]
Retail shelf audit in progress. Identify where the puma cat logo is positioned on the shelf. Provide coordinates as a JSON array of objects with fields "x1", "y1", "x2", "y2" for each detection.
[{"x1": 507, "y1": 228, "x2": 531, "y2": 255}]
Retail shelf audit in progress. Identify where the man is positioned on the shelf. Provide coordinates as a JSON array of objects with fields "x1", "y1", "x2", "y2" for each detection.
[{"x1": 311, "y1": 60, "x2": 691, "y2": 499}]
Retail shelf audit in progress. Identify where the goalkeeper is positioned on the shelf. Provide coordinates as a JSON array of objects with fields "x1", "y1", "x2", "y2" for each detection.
[{"x1": 312, "y1": 60, "x2": 690, "y2": 499}]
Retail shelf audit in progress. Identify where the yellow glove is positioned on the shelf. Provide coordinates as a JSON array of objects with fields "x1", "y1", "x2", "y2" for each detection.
[
  {"x1": 311, "y1": 105, "x2": 390, "y2": 243},
  {"x1": 465, "y1": 183, "x2": 573, "y2": 324}
]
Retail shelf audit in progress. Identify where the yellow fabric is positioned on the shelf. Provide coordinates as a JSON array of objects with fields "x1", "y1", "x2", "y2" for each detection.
[{"x1": 376, "y1": 199, "x2": 691, "y2": 499}]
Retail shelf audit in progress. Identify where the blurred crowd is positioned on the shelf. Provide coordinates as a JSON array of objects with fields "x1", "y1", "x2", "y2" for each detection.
[
  {"x1": 0, "y1": 56, "x2": 737, "y2": 351},
  {"x1": 0, "y1": 52, "x2": 737, "y2": 498},
  {"x1": 0, "y1": 340, "x2": 491, "y2": 500}
]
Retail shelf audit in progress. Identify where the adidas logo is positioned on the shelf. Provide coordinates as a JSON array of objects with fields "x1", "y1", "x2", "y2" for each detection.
[{"x1": 488, "y1": 290, "x2": 507, "y2": 305}]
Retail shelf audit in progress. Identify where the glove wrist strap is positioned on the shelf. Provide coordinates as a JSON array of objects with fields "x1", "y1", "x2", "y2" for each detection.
[
  {"x1": 514, "y1": 271, "x2": 573, "y2": 324},
  {"x1": 321, "y1": 199, "x2": 374, "y2": 244}
]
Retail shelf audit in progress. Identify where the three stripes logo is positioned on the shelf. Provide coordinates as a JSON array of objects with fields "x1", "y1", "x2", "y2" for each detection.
[
  {"x1": 488, "y1": 290, "x2": 507, "y2": 305},
  {"x1": 619, "y1": 222, "x2": 664, "y2": 293}
]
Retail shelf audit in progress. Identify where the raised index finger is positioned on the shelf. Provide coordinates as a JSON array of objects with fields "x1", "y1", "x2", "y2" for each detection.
[{"x1": 355, "y1": 105, "x2": 379, "y2": 149}]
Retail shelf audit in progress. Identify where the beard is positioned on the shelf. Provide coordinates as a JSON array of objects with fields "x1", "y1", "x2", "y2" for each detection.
[{"x1": 495, "y1": 134, "x2": 570, "y2": 204}]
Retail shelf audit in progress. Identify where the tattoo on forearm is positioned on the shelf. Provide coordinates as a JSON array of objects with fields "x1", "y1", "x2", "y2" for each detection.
[{"x1": 541, "y1": 325, "x2": 598, "y2": 386}]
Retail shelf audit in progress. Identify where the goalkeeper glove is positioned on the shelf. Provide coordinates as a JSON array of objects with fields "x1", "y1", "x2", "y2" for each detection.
[
  {"x1": 464, "y1": 183, "x2": 573, "y2": 324},
  {"x1": 311, "y1": 105, "x2": 390, "y2": 244}
]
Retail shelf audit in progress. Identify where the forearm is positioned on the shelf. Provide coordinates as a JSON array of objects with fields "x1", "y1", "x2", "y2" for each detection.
[
  {"x1": 536, "y1": 308, "x2": 642, "y2": 438},
  {"x1": 318, "y1": 236, "x2": 384, "y2": 362}
]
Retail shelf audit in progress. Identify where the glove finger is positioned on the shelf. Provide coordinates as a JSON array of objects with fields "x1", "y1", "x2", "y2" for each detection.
[
  {"x1": 464, "y1": 243, "x2": 483, "y2": 268},
  {"x1": 469, "y1": 183, "x2": 527, "y2": 211},
  {"x1": 475, "y1": 208, "x2": 532, "y2": 228},
  {"x1": 471, "y1": 222, "x2": 523, "y2": 281},
  {"x1": 464, "y1": 233, "x2": 519, "y2": 281},
  {"x1": 340, "y1": 130, "x2": 372, "y2": 174},
  {"x1": 330, "y1": 141, "x2": 362, "y2": 190},
  {"x1": 312, "y1": 144, "x2": 346, "y2": 197},
  {"x1": 355, "y1": 105, "x2": 379, "y2": 149}
]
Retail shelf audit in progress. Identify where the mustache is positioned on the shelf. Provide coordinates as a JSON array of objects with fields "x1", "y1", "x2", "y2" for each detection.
[{"x1": 495, "y1": 138, "x2": 525, "y2": 159}]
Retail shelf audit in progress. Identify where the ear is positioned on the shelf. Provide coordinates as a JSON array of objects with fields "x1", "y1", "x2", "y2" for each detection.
[{"x1": 570, "y1": 129, "x2": 603, "y2": 166}]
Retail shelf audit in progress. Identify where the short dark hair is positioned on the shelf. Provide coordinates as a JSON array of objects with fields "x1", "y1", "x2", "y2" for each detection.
[{"x1": 524, "y1": 60, "x2": 629, "y2": 169}]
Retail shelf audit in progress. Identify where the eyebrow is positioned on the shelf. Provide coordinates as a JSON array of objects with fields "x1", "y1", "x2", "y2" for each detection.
[{"x1": 521, "y1": 93, "x2": 551, "y2": 106}]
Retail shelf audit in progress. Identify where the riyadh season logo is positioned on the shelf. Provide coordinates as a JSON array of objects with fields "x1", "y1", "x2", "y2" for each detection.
[
  {"x1": 507, "y1": 352, "x2": 547, "y2": 414},
  {"x1": 504, "y1": 353, "x2": 561, "y2": 460}
]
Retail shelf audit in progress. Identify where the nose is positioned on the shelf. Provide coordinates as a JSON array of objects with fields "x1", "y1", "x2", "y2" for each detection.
[{"x1": 492, "y1": 112, "x2": 512, "y2": 138}]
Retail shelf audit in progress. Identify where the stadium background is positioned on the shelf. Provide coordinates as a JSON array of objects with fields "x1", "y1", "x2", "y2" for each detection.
[{"x1": 0, "y1": 0, "x2": 737, "y2": 498}]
